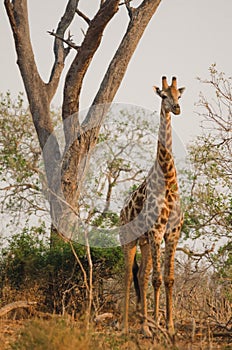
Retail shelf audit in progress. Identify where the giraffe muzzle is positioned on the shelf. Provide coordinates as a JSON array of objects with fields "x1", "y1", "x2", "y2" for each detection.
[{"x1": 172, "y1": 104, "x2": 180, "y2": 115}]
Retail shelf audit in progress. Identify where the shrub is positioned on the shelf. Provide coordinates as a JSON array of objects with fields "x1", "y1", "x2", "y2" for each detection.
[{"x1": 0, "y1": 225, "x2": 124, "y2": 316}]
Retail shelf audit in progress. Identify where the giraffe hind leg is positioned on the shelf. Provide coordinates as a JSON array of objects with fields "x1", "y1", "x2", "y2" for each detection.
[
  {"x1": 122, "y1": 242, "x2": 137, "y2": 333},
  {"x1": 138, "y1": 238, "x2": 152, "y2": 337},
  {"x1": 164, "y1": 224, "x2": 181, "y2": 337}
]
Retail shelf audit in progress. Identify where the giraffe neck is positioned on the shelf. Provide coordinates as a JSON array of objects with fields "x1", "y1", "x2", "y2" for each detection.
[
  {"x1": 155, "y1": 105, "x2": 176, "y2": 180},
  {"x1": 158, "y1": 105, "x2": 172, "y2": 153}
]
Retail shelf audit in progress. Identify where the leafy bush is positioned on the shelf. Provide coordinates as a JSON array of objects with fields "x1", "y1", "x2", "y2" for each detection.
[{"x1": 0, "y1": 225, "x2": 124, "y2": 316}]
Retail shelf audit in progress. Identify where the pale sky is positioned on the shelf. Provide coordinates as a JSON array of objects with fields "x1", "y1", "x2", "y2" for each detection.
[
  {"x1": 1, "y1": 0, "x2": 231, "y2": 247},
  {"x1": 0, "y1": 0, "x2": 232, "y2": 146}
]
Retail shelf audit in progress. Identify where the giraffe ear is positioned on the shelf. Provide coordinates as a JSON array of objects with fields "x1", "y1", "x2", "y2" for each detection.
[
  {"x1": 153, "y1": 86, "x2": 162, "y2": 97},
  {"x1": 178, "y1": 87, "x2": 185, "y2": 95}
]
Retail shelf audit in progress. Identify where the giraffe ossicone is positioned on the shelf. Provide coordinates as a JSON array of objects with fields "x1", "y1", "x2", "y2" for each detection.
[{"x1": 120, "y1": 76, "x2": 185, "y2": 338}]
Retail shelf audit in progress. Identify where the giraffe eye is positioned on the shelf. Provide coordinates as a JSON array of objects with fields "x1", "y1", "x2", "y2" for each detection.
[
  {"x1": 161, "y1": 93, "x2": 167, "y2": 99},
  {"x1": 178, "y1": 95, "x2": 181, "y2": 99}
]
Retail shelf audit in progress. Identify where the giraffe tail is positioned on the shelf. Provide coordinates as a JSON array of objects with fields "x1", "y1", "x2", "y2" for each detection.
[{"x1": 132, "y1": 255, "x2": 141, "y2": 304}]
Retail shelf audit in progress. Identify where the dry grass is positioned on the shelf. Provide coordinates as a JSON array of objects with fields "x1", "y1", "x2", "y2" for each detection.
[
  {"x1": 1, "y1": 317, "x2": 170, "y2": 350},
  {"x1": 0, "y1": 320, "x2": 179, "y2": 350},
  {"x1": 0, "y1": 262, "x2": 231, "y2": 349},
  {"x1": 0, "y1": 312, "x2": 231, "y2": 350}
]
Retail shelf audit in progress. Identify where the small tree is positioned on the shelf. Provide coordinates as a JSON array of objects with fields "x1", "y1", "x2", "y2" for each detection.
[
  {"x1": 182, "y1": 65, "x2": 232, "y2": 283},
  {"x1": 0, "y1": 93, "x2": 41, "y2": 217}
]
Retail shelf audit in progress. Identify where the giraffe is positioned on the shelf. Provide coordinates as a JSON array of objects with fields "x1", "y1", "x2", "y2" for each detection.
[{"x1": 120, "y1": 76, "x2": 185, "y2": 338}]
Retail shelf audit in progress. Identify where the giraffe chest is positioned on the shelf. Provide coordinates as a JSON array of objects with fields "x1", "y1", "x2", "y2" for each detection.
[{"x1": 145, "y1": 176, "x2": 180, "y2": 229}]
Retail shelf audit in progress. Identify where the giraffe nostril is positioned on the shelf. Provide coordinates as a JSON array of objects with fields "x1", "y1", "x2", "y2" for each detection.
[{"x1": 174, "y1": 104, "x2": 180, "y2": 109}]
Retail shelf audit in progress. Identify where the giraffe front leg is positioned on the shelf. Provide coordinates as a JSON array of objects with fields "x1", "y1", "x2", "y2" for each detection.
[
  {"x1": 164, "y1": 230, "x2": 180, "y2": 337},
  {"x1": 122, "y1": 243, "x2": 137, "y2": 334},
  {"x1": 138, "y1": 240, "x2": 152, "y2": 337}
]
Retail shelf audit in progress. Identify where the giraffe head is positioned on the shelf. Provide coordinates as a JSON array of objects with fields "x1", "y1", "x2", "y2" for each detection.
[{"x1": 153, "y1": 76, "x2": 185, "y2": 115}]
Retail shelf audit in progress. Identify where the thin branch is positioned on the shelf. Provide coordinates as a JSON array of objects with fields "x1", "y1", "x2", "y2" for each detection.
[
  {"x1": 55, "y1": 0, "x2": 79, "y2": 48},
  {"x1": 70, "y1": 241, "x2": 89, "y2": 293},
  {"x1": 46, "y1": 187, "x2": 79, "y2": 217},
  {"x1": 0, "y1": 183, "x2": 39, "y2": 191},
  {"x1": 177, "y1": 244, "x2": 215, "y2": 258},
  {"x1": 62, "y1": 284, "x2": 79, "y2": 316},
  {"x1": 76, "y1": 9, "x2": 91, "y2": 24},
  {"x1": 17, "y1": 194, "x2": 46, "y2": 213},
  {"x1": 117, "y1": 170, "x2": 144, "y2": 183},
  {"x1": 187, "y1": 211, "x2": 230, "y2": 231},
  {"x1": 139, "y1": 313, "x2": 172, "y2": 345}
]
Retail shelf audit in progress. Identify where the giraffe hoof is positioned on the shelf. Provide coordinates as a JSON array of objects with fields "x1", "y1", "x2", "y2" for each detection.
[
  {"x1": 141, "y1": 325, "x2": 152, "y2": 338},
  {"x1": 167, "y1": 326, "x2": 176, "y2": 343}
]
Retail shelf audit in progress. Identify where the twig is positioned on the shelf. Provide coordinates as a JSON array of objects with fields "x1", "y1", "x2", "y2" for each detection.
[
  {"x1": 70, "y1": 242, "x2": 89, "y2": 293},
  {"x1": 48, "y1": 30, "x2": 80, "y2": 51},
  {"x1": 62, "y1": 284, "x2": 78, "y2": 316},
  {"x1": 138, "y1": 313, "x2": 173, "y2": 345},
  {"x1": 94, "y1": 312, "x2": 114, "y2": 323},
  {"x1": 0, "y1": 183, "x2": 39, "y2": 191},
  {"x1": 177, "y1": 244, "x2": 215, "y2": 258}
]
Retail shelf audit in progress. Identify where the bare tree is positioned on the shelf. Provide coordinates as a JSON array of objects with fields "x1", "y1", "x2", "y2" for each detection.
[{"x1": 4, "y1": 0, "x2": 162, "y2": 238}]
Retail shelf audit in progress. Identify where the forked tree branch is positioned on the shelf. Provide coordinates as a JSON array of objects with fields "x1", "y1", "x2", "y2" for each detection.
[
  {"x1": 47, "y1": 0, "x2": 79, "y2": 100},
  {"x1": 62, "y1": 0, "x2": 120, "y2": 120},
  {"x1": 84, "y1": 0, "x2": 161, "y2": 128},
  {"x1": 61, "y1": 0, "x2": 161, "y2": 207}
]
